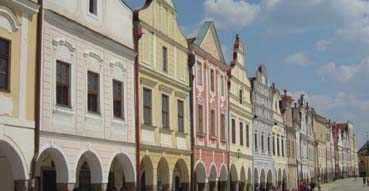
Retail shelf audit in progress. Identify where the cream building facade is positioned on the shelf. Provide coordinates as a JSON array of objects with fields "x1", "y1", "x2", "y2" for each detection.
[
  {"x1": 37, "y1": 1, "x2": 136, "y2": 190},
  {"x1": 0, "y1": 1, "x2": 39, "y2": 191},
  {"x1": 313, "y1": 112, "x2": 328, "y2": 183},
  {"x1": 227, "y1": 34, "x2": 253, "y2": 191},
  {"x1": 134, "y1": 0, "x2": 191, "y2": 190}
]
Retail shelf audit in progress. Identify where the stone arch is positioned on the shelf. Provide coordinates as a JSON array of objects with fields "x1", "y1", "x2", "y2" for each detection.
[
  {"x1": 172, "y1": 159, "x2": 189, "y2": 191},
  {"x1": 240, "y1": 167, "x2": 246, "y2": 191},
  {"x1": 75, "y1": 150, "x2": 103, "y2": 190},
  {"x1": 283, "y1": 169, "x2": 287, "y2": 190},
  {"x1": 208, "y1": 164, "x2": 218, "y2": 191},
  {"x1": 230, "y1": 164, "x2": 238, "y2": 190},
  {"x1": 260, "y1": 169, "x2": 266, "y2": 190},
  {"x1": 141, "y1": 155, "x2": 154, "y2": 190},
  {"x1": 278, "y1": 168, "x2": 282, "y2": 186},
  {"x1": 157, "y1": 157, "x2": 170, "y2": 190},
  {"x1": 107, "y1": 153, "x2": 136, "y2": 191},
  {"x1": 267, "y1": 170, "x2": 273, "y2": 191},
  {"x1": 194, "y1": 161, "x2": 206, "y2": 191},
  {"x1": 247, "y1": 168, "x2": 252, "y2": 191},
  {"x1": 218, "y1": 164, "x2": 228, "y2": 191},
  {"x1": 36, "y1": 147, "x2": 69, "y2": 190},
  {"x1": 0, "y1": 5, "x2": 21, "y2": 32},
  {"x1": 254, "y1": 168, "x2": 259, "y2": 189},
  {"x1": 0, "y1": 139, "x2": 28, "y2": 191}
]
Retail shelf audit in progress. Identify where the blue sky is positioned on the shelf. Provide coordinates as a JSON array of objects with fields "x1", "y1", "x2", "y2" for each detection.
[{"x1": 126, "y1": 0, "x2": 369, "y2": 147}]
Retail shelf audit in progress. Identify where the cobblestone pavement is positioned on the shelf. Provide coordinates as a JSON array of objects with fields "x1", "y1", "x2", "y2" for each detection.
[{"x1": 320, "y1": 178, "x2": 369, "y2": 191}]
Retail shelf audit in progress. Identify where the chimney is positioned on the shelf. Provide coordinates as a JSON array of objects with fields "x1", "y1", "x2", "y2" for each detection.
[
  {"x1": 272, "y1": 83, "x2": 275, "y2": 89},
  {"x1": 284, "y1": 89, "x2": 287, "y2": 95}
]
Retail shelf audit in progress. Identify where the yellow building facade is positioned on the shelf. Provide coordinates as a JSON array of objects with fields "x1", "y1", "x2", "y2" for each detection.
[
  {"x1": 0, "y1": 0, "x2": 39, "y2": 190},
  {"x1": 227, "y1": 35, "x2": 253, "y2": 191},
  {"x1": 134, "y1": 0, "x2": 191, "y2": 190}
]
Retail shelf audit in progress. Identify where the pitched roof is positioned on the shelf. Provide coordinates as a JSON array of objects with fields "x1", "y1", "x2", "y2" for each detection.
[{"x1": 359, "y1": 141, "x2": 369, "y2": 153}]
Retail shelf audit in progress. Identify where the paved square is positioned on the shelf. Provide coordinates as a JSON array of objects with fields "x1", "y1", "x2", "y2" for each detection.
[{"x1": 321, "y1": 178, "x2": 369, "y2": 191}]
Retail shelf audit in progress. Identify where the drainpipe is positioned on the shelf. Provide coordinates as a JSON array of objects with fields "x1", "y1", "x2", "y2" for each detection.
[
  {"x1": 188, "y1": 51, "x2": 195, "y2": 191},
  {"x1": 30, "y1": 0, "x2": 43, "y2": 190},
  {"x1": 133, "y1": 19, "x2": 143, "y2": 191},
  {"x1": 226, "y1": 77, "x2": 231, "y2": 191}
]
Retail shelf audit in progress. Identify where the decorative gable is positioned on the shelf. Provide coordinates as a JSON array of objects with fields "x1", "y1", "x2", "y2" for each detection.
[
  {"x1": 201, "y1": 29, "x2": 221, "y2": 61},
  {"x1": 195, "y1": 22, "x2": 225, "y2": 63}
]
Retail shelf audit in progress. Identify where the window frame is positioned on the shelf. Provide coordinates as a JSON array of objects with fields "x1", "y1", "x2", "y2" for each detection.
[
  {"x1": 240, "y1": 122, "x2": 244, "y2": 146},
  {"x1": 220, "y1": 113, "x2": 226, "y2": 140},
  {"x1": 197, "y1": 104, "x2": 204, "y2": 134},
  {"x1": 246, "y1": 125, "x2": 249, "y2": 147},
  {"x1": 161, "y1": 94, "x2": 170, "y2": 129},
  {"x1": 143, "y1": 87, "x2": 152, "y2": 125},
  {"x1": 89, "y1": 0, "x2": 98, "y2": 15},
  {"x1": 210, "y1": 69, "x2": 215, "y2": 92},
  {"x1": 87, "y1": 71, "x2": 100, "y2": 114},
  {"x1": 196, "y1": 61, "x2": 202, "y2": 86},
  {"x1": 0, "y1": 38, "x2": 11, "y2": 92},
  {"x1": 210, "y1": 109, "x2": 216, "y2": 137},
  {"x1": 232, "y1": 119, "x2": 236, "y2": 144},
  {"x1": 177, "y1": 99, "x2": 184, "y2": 133},
  {"x1": 113, "y1": 79, "x2": 125, "y2": 120},
  {"x1": 162, "y1": 46, "x2": 168, "y2": 73},
  {"x1": 56, "y1": 60, "x2": 71, "y2": 107}
]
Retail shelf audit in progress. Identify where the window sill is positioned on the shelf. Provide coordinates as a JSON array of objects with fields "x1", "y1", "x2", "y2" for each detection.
[
  {"x1": 197, "y1": 132, "x2": 206, "y2": 137},
  {"x1": 142, "y1": 123, "x2": 156, "y2": 129},
  {"x1": 54, "y1": 105, "x2": 75, "y2": 116},
  {"x1": 86, "y1": 112, "x2": 101, "y2": 120},
  {"x1": 112, "y1": 118, "x2": 126, "y2": 127},
  {"x1": 177, "y1": 131, "x2": 187, "y2": 137},
  {"x1": 210, "y1": 136, "x2": 218, "y2": 140},
  {"x1": 160, "y1": 127, "x2": 172, "y2": 134},
  {"x1": 221, "y1": 139, "x2": 227, "y2": 143}
]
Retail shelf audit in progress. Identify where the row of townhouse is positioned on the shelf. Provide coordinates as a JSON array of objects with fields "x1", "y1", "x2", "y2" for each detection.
[{"x1": 0, "y1": 0, "x2": 359, "y2": 191}]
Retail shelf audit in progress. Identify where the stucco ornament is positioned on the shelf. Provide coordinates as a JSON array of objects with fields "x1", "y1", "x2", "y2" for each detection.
[{"x1": 0, "y1": 6, "x2": 21, "y2": 32}]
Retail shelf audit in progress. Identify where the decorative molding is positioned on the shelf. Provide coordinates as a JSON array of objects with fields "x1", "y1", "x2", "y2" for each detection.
[
  {"x1": 175, "y1": 91, "x2": 187, "y2": 100},
  {"x1": 110, "y1": 60, "x2": 127, "y2": 72},
  {"x1": 83, "y1": 50, "x2": 104, "y2": 63},
  {"x1": 159, "y1": 84, "x2": 174, "y2": 94},
  {"x1": 52, "y1": 38, "x2": 76, "y2": 54},
  {"x1": 0, "y1": 6, "x2": 21, "y2": 32},
  {"x1": 140, "y1": 78, "x2": 157, "y2": 88}
]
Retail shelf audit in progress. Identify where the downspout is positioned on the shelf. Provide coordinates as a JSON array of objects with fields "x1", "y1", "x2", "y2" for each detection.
[
  {"x1": 226, "y1": 75, "x2": 231, "y2": 191},
  {"x1": 133, "y1": 18, "x2": 143, "y2": 191},
  {"x1": 188, "y1": 51, "x2": 195, "y2": 191},
  {"x1": 30, "y1": 0, "x2": 43, "y2": 190}
]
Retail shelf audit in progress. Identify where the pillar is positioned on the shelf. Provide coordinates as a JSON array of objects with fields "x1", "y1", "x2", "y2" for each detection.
[
  {"x1": 90, "y1": 183, "x2": 107, "y2": 191},
  {"x1": 239, "y1": 181, "x2": 245, "y2": 191},
  {"x1": 57, "y1": 183, "x2": 75, "y2": 191},
  {"x1": 231, "y1": 181, "x2": 239, "y2": 191},
  {"x1": 14, "y1": 180, "x2": 28, "y2": 191}
]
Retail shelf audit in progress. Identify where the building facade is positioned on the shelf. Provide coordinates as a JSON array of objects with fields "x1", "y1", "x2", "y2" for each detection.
[
  {"x1": 37, "y1": 1, "x2": 136, "y2": 190},
  {"x1": 271, "y1": 87, "x2": 288, "y2": 190},
  {"x1": 134, "y1": 0, "x2": 191, "y2": 190},
  {"x1": 227, "y1": 34, "x2": 253, "y2": 191},
  {"x1": 313, "y1": 112, "x2": 329, "y2": 183},
  {"x1": 189, "y1": 21, "x2": 229, "y2": 191},
  {"x1": 250, "y1": 65, "x2": 275, "y2": 190},
  {"x1": 0, "y1": 1, "x2": 39, "y2": 190}
]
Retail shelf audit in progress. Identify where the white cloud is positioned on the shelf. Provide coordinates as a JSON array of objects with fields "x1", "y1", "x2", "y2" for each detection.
[
  {"x1": 316, "y1": 40, "x2": 331, "y2": 51},
  {"x1": 203, "y1": 0, "x2": 260, "y2": 29},
  {"x1": 284, "y1": 52, "x2": 310, "y2": 66}
]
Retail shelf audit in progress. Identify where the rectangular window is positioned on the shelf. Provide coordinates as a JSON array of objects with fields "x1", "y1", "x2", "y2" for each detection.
[
  {"x1": 273, "y1": 136, "x2": 275, "y2": 155},
  {"x1": 255, "y1": 133, "x2": 258, "y2": 150},
  {"x1": 143, "y1": 88, "x2": 152, "y2": 125},
  {"x1": 210, "y1": 69, "x2": 214, "y2": 91},
  {"x1": 268, "y1": 137, "x2": 271, "y2": 152},
  {"x1": 277, "y1": 137, "x2": 280, "y2": 156},
  {"x1": 113, "y1": 80, "x2": 124, "y2": 119},
  {"x1": 0, "y1": 38, "x2": 10, "y2": 91},
  {"x1": 239, "y1": 89, "x2": 243, "y2": 104},
  {"x1": 89, "y1": 0, "x2": 97, "y2": 15},
  {"x1": 220, "y1": 75, "x2": 224, "y2": 96},
  {"x1": 177, "y1": 100, "x2": 184, "y2": 133},
  {"x1": 246, "y1": 125, "x2": 249, "y2": 147},
  {"x1": 162, "y1": 46, "x2": 168, "y2": 72},
  {"x1": 88, "y1": 71, "x2": 99, "y2": 113},
  {"x1": 282, "y1": 139, "x2": 285, "y2": 157},
  {"x1": 232, "y1": 119, "x2": 236, "y2": 144},
  {"x1": 261, "y1": 135, "x2": 264, "y2": 151},
  {"x1": 161, "y1": 94, "x2": 169, "y2": 129},
  {"x1": 197, "y1": 105, "x2": 203, "y2": 134},
  {"x1": 210, "y1": 109, "x2": 216, "y2": 137},
  {"x1": 221, "y1": 114, "x2": 225, "y2": 140},
  {"x1": 197, "y1": 62, "x2": 202, "y2": 85},
  {"x1": 56, "y1": 61, "x2": 70, "y2": 106},
  {"x1": 240, "y1": 122, "x2": 244, "y2": 146}
]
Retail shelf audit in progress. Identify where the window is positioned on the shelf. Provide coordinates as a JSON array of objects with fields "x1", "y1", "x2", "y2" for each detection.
[
  {"x1": 162, "y1": 46, "x2": 168, "y2": 72},
  {"x1": 240, "y1": 122, "x2": 244, "y2": 146},
  {"x1": 197, "y1": 62, "x2": 202, "y2": 85},
  {"x1": 273, "y1": 136, "x2": 275, "y2": 155},
  {"x1": 239, "y1": 89, "x2": 243, "y2": 104},
  {"x1": 143, "y1": 88, "x2": 152, "y2": 125},
  {"x1": 277, "y1": 137, "x2": 280, "y2": 156},
  {"x1": 261, "y1": 135, "x2": 264, "y2": 151},
  {"x1": 220, "y1": 75, "x2": 224, "y2": 96},
  {"x1": 282, "y1": 139, "x2": 285, "y2": 157},
  {"x1": 255, "y1": 134, "x2": 258, "y2": 150},
  {"x1": 246, "y1": 125, "x2": 249, "y2": 147},
  {"x1": 268, "y1": 137, "x2": 271, "y2": 152},
  {"x1": 177, "y1": 100, "x2": 184, "y2": 133},
  {"x1": 161, "y1": 94, "x2": 169, "y2": 129},
  {"x1": 210, "y1": 69, "x2": 215, "y2": 91},
  {"x1": 210, "y1": 109, "x2": 216, "y2": 137},
  {"x1": 56, "y1": 61, "x2": 70, "y2": 106},
  {"x1": 113, "y1": 80, "x2": 124, "y2": 119},
  {"x1": 0, "y1": 38, "x2": 10, "y2": 91},
  {"x1": 89, "y1": 0, "x2": 97, "y2": 15},
  {"x1": 232, "y1": 119, "x2": 236, "y2": 144},
  {"x1": 88, "y1": 71, "x2": 99, "y2": 113},
  {"x1": 197, "y1": 105, "x2": 203, "y2": 134},
  {"x1": 221, "y1": 114, "x2": 225, "y2": 140}
]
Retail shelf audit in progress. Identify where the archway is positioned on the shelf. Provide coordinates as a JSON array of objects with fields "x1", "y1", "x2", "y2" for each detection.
[
  {"x1": 0, "y1": 140, "x2": 27, "y2": 191},
  {"x1": 253, "y1": 168, "x2": 259, "y2": 191},
  {"x1": 208, "y1": 165, "x2": 217, "y2": 191},
  {"x1": 260, "y1": 169, "x2": 266, "y2": 191},
  {"x1": 75, "y1": 151, "x2": 103, "y2": 191},
  {"x1": 266, "y1": 170, "x2": 272, "y2": 191},
  {"x1": 278, "y1": 169, "x2": 282, "y2": 188},
  {"x1": 230, "y1": 164, "x2": 239, "y2": 191},
  {"x1": 239, "y1": 167, "x2": 246, "y2": 191},
  {"x1": 282, "y1": 169, "x2": 287, "y2": 190},
  {"x1": 172, "y1": 159, "x2": 189, "y2": 191},
  {"x1": 219, "y1": 165, "x2": 228, "y2": 191},
  {"x1": 247, "y1": 168, "x2": 252, "y2": 191},
  {"x1": 194, "y1": 162, "x2": 206, "y2": 191},
  {"x1": 107, "y1": 153, "x2": 135, "y2": 191},
  {"x1": 157, "y1": 158, "x2": 170, "y2": 191},
  {"x1": 141, "y1": 156, "x2": 153, "y2": 191},
  {"x1": 36, "y1": 147, "x2": 69, "y2": 191}
]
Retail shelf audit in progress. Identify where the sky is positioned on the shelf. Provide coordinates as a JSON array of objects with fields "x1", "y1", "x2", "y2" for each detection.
[{"x1": 125, "y1": 0, "x2": 369, "y2": 148}]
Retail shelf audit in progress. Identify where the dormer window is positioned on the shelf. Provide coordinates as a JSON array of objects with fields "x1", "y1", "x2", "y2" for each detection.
[{"x1": 89, "y1": 0, "x2": 97, "y2": 15}]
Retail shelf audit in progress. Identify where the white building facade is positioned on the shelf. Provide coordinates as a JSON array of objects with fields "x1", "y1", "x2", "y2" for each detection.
[{"x1": 37, "y1": 1, "x2": 136, "y2": 191}]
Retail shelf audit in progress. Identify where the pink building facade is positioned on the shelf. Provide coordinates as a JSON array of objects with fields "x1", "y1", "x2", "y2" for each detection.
[{"x1": 188, "y1": 21, "x2": 229, "y2": 191}]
